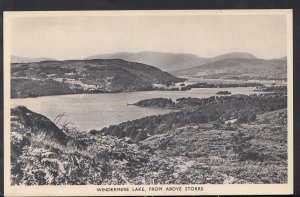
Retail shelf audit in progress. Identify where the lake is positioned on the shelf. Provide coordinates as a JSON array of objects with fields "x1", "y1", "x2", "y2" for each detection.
[{"x1": 11, "y1": 87, "x2": 259, "y2": 131}]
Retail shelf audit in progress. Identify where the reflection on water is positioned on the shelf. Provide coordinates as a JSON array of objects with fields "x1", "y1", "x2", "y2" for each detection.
[{"x1": 11, "y1": 87, "x2": 259, "y2": 131}]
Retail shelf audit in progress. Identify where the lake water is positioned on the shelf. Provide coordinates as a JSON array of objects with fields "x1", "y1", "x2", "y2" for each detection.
[{"x1": 11, "y1": 87, "x2": 259, "y2": 131}]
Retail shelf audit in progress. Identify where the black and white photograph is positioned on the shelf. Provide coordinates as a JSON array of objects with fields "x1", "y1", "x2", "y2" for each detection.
[{"x1": 4, "y1": 10, "x2": 293, "y2": 196}]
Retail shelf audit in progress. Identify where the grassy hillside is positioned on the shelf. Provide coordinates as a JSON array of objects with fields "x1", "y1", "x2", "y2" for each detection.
[
  {"x1": 173, "y1": 58, "x2": 287, "y2": 80},
  {"x1": 11, "y1": 106, "x2": 152, "y2": 185},
  {"x1": 11, "y1": 59, "x2": 184, "y2": 98},
  {"x1": 140, "y1": 108, "x2": 287, "y2": 184}
]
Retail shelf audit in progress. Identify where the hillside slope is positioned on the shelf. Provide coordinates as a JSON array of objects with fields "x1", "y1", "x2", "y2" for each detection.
[
  {"x1": 10, "y1": 105, "x2": 152, "y2": 185},
  {"x1": 11, "y1": 106, "x2": 68, "y2": 144},
  {"x1": 11, "y1": 59, "x2": 184, "y2": 98},
  {"x1": 173, "y1": 58, "x2": 287, "y2": 80}
]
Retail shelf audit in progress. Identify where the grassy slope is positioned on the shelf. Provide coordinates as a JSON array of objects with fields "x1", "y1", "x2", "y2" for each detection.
[
  {"x1": 141, "y1": 109, "x2": 287, "y2": 184},
  {"x1": 11, "y1": 106, "x2": 151, "y2": 185}
]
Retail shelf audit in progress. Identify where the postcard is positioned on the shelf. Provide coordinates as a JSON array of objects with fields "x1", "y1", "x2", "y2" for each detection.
[{"x1": 3, "y1": 9, "x2": 293, "y2": 196}]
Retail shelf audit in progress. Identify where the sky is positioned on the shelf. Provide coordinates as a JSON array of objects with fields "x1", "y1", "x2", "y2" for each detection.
[{"x1": 10, "y1": 14, "x2": 287, "y2": 60}]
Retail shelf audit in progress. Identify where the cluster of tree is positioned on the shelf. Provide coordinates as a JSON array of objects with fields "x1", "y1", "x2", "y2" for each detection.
[
  {"x1": 97, "y1": 94, "x2": 287, "y2": 142},
  {"x1": 11, "y1": 64, "x2": 72, "y2": 79},
  {"x1": 152, "y1": 87, "x2": 181, "y2": 91},
  {"x1": 11, "y1": 79, "x2": 77, "y2": 98},
  {"x1": 255, "y1": 85, "x2": 287, "y2": 93},
  {"x1": 133, "y1": 98, "x2": 175, "y2": 109},
  {"x1": 11, "y1": 78, "x2": 165, "y2": 98},
  {"x1": 216, "y1": 91, "x2": 231, "y2": 95},
  {"x1": 200, "y1": 94, "x2": 287, "y2": 122},
  {"x1": 132, "y1": 96, "x2": 224, "y2": 110},
  {"x1": 181, "y1": 82, "x2": 263, "y2": 91},
  {"x1": 175, "y1": 96, "x2": 216, "y2": 110}
]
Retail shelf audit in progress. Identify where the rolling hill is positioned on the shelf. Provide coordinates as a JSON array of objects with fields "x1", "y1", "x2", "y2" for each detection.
[
  {"x1": 85, "y1": 51, "x2": 258, "y2": 72},
  {"x1": 11, "y1": 59, "x2": 184, "y2": 98},
  {"x1": 11, "y1": 55, "x2": 57, "y2": 63},
  {"x1": 12, "y1": 52, "x2": 286, "y2": 82},
  {"x1": 85, "y1": 51, "x2": 207, "y2": 72},
  {"x1": 208, "y1": 52, "x2": 256, "y2": 62},
  {"x1": 172, "y1": 58, "x2": 287, "y2": 80}
]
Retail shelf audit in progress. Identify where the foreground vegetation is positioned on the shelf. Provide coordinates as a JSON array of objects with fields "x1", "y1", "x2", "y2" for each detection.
[{"x1": 11, "y1": 93, "x2": 287, "y2": 185}]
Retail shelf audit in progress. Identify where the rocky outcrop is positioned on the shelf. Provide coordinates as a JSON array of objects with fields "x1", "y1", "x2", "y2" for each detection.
[{"x1": 11, "y1": 106, "x2": 68, "y2": 144}]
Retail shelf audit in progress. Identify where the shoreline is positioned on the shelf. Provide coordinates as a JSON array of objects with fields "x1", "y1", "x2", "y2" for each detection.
[{"x1": 11, "y1": 81, "x2": 278, "y2": 99}]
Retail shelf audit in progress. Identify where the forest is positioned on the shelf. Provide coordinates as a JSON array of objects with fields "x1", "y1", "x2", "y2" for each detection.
[
  {"x1": 11, "y1": 79, "x2": 77, "y2": 98},
  {"x1": 99, "y1": 93, "x2": 287, "y2": 142}
]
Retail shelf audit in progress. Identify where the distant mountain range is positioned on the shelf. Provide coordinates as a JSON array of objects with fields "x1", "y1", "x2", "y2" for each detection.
[
  {"x1": 209, "y1": 52, "x2": 257, "y2": 61},
  {"x1": 85, "y1": 51, "x2": 206, "y2": 72},
  {"x1": 85, "y1": 51, "x2": 257, "y2": 72},
  {"x1": 12, "y1": 51, "x2": 287, "y2": 81},
  {"x1": 85, "y1": 51, "x2": 286, "y2": 80},
  {"x1": 11, "y1": 55, "x2": 57, "y2": 63},
  {"x1": 11, "y1": 59, "x2": 184, "y2": 98},
  {"x1": 173, "y1": 58, "x2": 287, "y2": 80}
]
